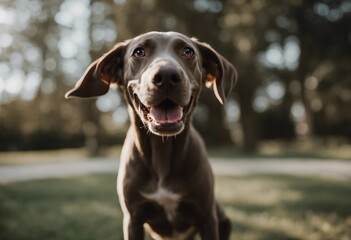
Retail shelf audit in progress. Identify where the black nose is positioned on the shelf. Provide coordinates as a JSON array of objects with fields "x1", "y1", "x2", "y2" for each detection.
[{"x1": 153, "y1": 67, "x2": 181, "y2": 90}]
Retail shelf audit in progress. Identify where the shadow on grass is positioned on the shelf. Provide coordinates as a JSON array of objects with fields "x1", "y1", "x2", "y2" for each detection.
[
  {"x1": 217, "y1": 175, "x2": 351, "y2": 240},
  {"x1": 233, "y1": 221, "x2": 300, "y2": 240},
  {"x1": 285, "y1": 177, "x2": 351, "y2": 218},
  {"x1": 0, "y1": 174, "x2": 124, "y2": 240}
]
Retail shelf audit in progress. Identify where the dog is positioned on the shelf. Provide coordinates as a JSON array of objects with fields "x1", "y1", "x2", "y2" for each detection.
[{"x1": 66, "y1": 31, "x2": 237, "y2": 240}]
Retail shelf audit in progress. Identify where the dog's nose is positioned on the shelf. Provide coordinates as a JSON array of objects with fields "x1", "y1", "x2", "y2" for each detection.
[{"x1": 153, "y1": 67, "x2": 181, "y2": 90}]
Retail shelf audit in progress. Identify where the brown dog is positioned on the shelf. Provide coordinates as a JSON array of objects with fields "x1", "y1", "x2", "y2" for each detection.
[{"x1": 66, "y1": 32, "x2": 237, "y2": 240}]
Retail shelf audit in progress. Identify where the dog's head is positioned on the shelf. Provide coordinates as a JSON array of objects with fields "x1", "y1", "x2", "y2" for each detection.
[{"x1": 66, "y1": 32, "x2": 237, "y2": 136}]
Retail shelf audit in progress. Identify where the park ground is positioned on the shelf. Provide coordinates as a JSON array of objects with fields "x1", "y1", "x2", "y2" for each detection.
[{"x1": 0, "y1": 144, "x2": 350, "y2": 240}]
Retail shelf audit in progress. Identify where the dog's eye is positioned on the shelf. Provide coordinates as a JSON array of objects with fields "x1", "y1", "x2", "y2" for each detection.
[
  {"x1": 182, "y1": 47, "x2": 195, "y2": 58},
  {"x1": 133, "y1": 47, "x2": 145, "y2": 58}
]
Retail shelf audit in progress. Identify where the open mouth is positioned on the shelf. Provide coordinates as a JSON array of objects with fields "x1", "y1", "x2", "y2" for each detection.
[{"x1": 133, "y1": 94, "x2": 193, "y2": 136}]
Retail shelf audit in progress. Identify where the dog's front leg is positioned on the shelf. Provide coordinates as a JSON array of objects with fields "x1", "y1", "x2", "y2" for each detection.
[
  {"x1": 123, "y1": 214, "x2": 144, "y2": 240},
  {"x1": 199, "y1": 214, "x2": 219, "y2": 240},
  {"x1": 200, "y1": 223, "x2": 219, "y2": 240}
]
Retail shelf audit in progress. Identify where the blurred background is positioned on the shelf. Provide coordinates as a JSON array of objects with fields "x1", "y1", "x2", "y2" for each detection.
[
  {"x1": 1, "y1": 0, "x2": 351, "y2": 158},
  {"x1": 1, "y1": 2, "x2": 351, "y2": 239}
]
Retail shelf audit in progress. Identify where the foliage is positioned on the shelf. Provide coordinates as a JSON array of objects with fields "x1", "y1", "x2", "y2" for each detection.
[{"x1": 0, "y1": 0, "x2": 350, "y2": 151}]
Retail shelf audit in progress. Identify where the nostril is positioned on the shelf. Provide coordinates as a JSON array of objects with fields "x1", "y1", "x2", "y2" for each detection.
[
  {"x1": 153, "y1": 73, "x2": 163, "y2": 87},
  {"x1": 170, "y1": 73, "x2": 180, "y2": 87}
]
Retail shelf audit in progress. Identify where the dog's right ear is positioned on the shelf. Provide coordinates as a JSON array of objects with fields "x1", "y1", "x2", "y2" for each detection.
[{"x1": 65, "y1": 40, "x2": 130, "y2": 99}]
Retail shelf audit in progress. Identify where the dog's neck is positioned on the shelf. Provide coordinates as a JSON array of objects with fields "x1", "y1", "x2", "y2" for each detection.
[
  {"x1": 129, "y1": 107, "x2": 190, "y2": 180},
  {"x1": 149, "y1": 135, "x2": 176, "y2": 180}
]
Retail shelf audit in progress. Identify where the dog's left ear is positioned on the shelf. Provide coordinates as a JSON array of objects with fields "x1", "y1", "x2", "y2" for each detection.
[
  {"x1": 65, "y1": 40, "x2": 130, "y2": 99},
  {"x1": 195, "y1": 42, "x2": 238, "y2": 104}
]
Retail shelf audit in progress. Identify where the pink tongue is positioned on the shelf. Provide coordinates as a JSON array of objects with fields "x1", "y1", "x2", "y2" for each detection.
[{"x1": 149, "y1": 105, "x2": 183, "y2": 124}]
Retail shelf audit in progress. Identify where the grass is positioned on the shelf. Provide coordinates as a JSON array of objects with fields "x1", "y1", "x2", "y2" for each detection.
[
  {"x1": 1, "y1": 174, "x2": 351, "y2": 240},
  {"x1": 0, "y1": 174, "x2": 122, "y2": 240}
]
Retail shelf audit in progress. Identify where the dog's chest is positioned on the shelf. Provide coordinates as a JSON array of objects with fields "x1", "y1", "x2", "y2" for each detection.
[{"x1": 141, "y1": 185, "x2": 181, "y2": 221}]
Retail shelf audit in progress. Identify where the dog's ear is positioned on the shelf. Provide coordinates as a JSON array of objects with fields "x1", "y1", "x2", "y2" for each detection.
[
  {"x1": 65, "y1": 40, "x2": 129, "y2": 99},
  {"x1": 195, "y1": 41, "x2": 237, "y2": 104}
]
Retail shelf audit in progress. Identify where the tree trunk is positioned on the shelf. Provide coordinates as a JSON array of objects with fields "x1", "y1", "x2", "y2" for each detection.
[
  {"x1": 294, "y1": 5, "x2": 314, "y2": 139},
  {"x1": 199, "y1": 91, "x2": 233, "y2": 146},
  {"x1": 237, "y1": 64, "x2": 258, "y2": 151}
]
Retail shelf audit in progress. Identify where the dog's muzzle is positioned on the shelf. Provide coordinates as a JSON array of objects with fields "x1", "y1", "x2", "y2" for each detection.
[{"x1": 128, "y1": 80, "x2": 194, "y2": 136}]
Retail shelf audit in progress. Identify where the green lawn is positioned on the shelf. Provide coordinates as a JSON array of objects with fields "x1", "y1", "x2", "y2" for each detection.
[{"x1": 1, "y1": 174, "x2": 350, "y2": 240}]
